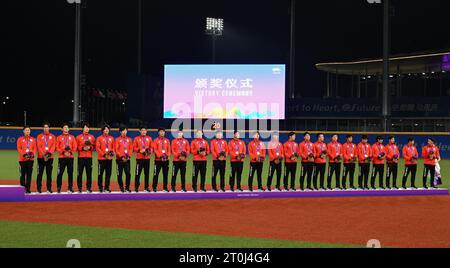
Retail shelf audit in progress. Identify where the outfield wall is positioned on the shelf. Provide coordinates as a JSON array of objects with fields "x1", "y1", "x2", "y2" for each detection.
[{"x1": 0, "y1": 127, "x2": 449, "y2": 158}]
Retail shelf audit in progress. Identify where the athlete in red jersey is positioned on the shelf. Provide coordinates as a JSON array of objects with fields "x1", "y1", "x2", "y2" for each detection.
[
  {"x1": 357, "y1": 135, "x2": 372, "y2": 189},
  {"x1": 96, "y1": 125, "x2": 115, "y2": 193},
  {"x1": 385, "y1": 136, "x2": 400, "y2": 189},
  {"x1": 171, "y1": 129, "x2": 190, "y2": 192},
  {"x1": 313, "y1": 133, "x2": 328, "y2": 190},
  {"x1": 75, "y1": 122, "x2": 95, "y2": 193},
  {"x1": 422, "y1": 138, "x2": 441, "y2": 188},
  {"x1": 248, "y1": 132, "x2": 266, "y2": 192},
  {"x1": 191, "y1": 130, "x2": 210, "y2": 192},
  {"x1": 17, "y1": 126, "x2": 37, "y2": 193},
  {"x1": 327, "y1": 134, "x2": 342, "y2": 190},
  {"x1": 56, "y1": 123, "x2": 77, "y2": 193},
  {"x1": 211, "y1": 130, "x2": 228, "y2": 192},
  {"x1": 402, "y1": 137, "x2": 419, "y2": 189},
  {"x1": 228, "y1": 131, "x2": 246, "y2": 192},
  {"x1": 152, "y1": 128, "x2": 171, "y2": 192},
  {"x1": 36, "y1": 122, "x2": 56, "y2": 193},
  {"x1": 283, "y1": 132, "x2": 299, "y2": 191},
  {"x1": 342, "y1": 134, "x2": 358, "y2": 189},
  {"x1": 371, "y1": 136, "x2": 386, "y2": 189},
  {"x1": 133, "y1": 126, "x2": 152, "y2": 192},
  {"x1": 115, "y1": 126, "x2": 133, "y2": 192},
  {"x1": 267, "y1": 132, "x2": 284, "y2": 191},
  {"x1": 299, "y1": 132, "x2": 315, "y2": 190}
]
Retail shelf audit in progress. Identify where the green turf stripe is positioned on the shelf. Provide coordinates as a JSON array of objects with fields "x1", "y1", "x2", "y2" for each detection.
[{"x1": 0, "y1": 220, "x2": 359, "y2": 248}]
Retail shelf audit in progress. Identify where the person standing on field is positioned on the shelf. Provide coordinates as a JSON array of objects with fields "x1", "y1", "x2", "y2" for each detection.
[
  {"x1": 152, "y1": 128, "x2": 171, "y2": 192},
  {"x1": 342, "y1": 134, "x2": 358, "y2": 190},
  {"x1": 422, "y1": 138, "x2": 441, "y2": 189},
  {"x1": 313, "y1": 133, "x2": 328, "y2": 190},
  {"x1": 248, "y1": 132, "x2": 266, "y2": 192},
  {"x1": 357, "y1": 135, "x2": 372, "y2": 190},
  {"x1": 96, "y1": 125, "x2": 115, "y2": 193},
  {"x1": 191, "y1": 130, "x2": 209, "y2": 192},
  {"x1": 371, "y1": 136, "x2": 386, "y2": 190},
  {"x1": 133, "y1": 126, "x2": 152, "y2": 193},
  {"x1": 171, "y1": 129, "x2": 190, "y2": 193},
  {"x1": 299, "y1": 132, "x2": 315, "y2": 191},
  {"x1": 228, "y1": 130, "x2": 246, "y2": 192},
  {"x1": 115, "y1": 126, "x2": 133, "y2": 193},
  {"x1": 385, "y1": 136, "x2": 400, "y2": 189},
  {"x1": 211, "y1": 130, "x2": 228, "y2": 192},
  {"x1": 75, "y1": 122, "x2": 95, "y2": 193},
  {"x1": 36, "y1": 122, "x2": 56, "y2": 193},
  {"x1": 267, "y1": 132, "x2": 284, "y2": 191},
  {"x1": 17, "y1": 126, "x2": 37, "y2": 194},
  {"x1": 327, "y1": 134, "x2": 342, "y2": 190},
  {"x1": 283, "y1": 132, "x2": 298, "y2": 191},
  {"x1": 402, "y1": 137, "x2": 419, "y2": 189},
  {"x1": 56, "y1": 123, "x2": 77, "y2": 194}
]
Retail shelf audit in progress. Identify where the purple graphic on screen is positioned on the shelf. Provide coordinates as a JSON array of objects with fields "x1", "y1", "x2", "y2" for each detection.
[{"x1": 164, "y1": 65, "x2": 286, "y2": 120}]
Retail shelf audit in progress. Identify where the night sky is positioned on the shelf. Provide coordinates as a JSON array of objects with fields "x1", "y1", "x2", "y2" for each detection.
[{"x1": 3, "y1": 0, "x2": 449, "y2": 125}]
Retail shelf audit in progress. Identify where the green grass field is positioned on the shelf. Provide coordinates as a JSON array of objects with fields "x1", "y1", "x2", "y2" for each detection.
[
  {"x1": 0, "y1": 150, "x2": 448, "y2": 248},
  {"x1": 0, "y1": 150, "x2": 448, "y2": 189},
  {"x1": 0, "y1": 220, "x2": 360, "y2": 248}
]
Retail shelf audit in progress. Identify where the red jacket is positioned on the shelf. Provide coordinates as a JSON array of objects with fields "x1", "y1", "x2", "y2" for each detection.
[
  {"x1": 268, "y1": 141, "x2": 284, "y2": 162},
  {"x1": 115, "y1": 136, "x2": 133, "y2": 160},
  {"x1": 133, "y1": 135, "x2": 152, "y2": 160},
  {"x1": 96, "y1": 134, "x2": 115, "y2": 161},
  {"x1": 313, "y1": 141, "x2": 328, "y2": 164},
  {"x1": 357, "y1": 142, "x2": 372, "y2": 164},
  {"x1": 422, "y1": 145, "x2": 440, "y2": 166},
  {"x1": 211, "y1": 139, "x2": 228, "y2": 160},
  {"x1": 17, "y1": 136, "x2": 37, "y2": 162},
  {"x1": 76, "y1": 133, "x2": 95, "y2": 158},
  {"x1": 191, "y1": 138, "x2": 209, "y2": 161},
  {"x1": 248, "y1": 139, "x2": 266, "y2": 163},
  {"x1": 403, "y1": 145, "x2": 419, "y2": 165},
  {"x1": 299, "y1": 141, "x2": 314, "y2": 163},
  {"x1": 172, "y1": 138, "x2": 190, "y2": 162},
  {"x1": 56, "y1": 133, "x2": 77, "y2": 159},
  {"x1": 342, "y1": 142, "x2": 358, "y2": 164},
  {"x1": 228, "y1": 139, "x2": 246, "y2": 162},
  {"x1": 385, "y1": 143, "x2": 400, "y2": 164},
  {"x1": 37, "y1": 133, "x2": 56, "y2": 159},
  {"x1": 153, "y1": 136, "x2": 171, "y2": 161},
  {"x1": 371, "y1": 143, "x2": 386, "y2": 165},
  {"x1": 327, "y1": 141, "x2": 342, "y2": 163},
  {"x1": 283, "y1": 140, "x2": 299, "y2": 163}
]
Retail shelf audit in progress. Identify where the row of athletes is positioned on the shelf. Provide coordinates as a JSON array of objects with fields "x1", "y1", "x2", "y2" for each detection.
[{"x1": 17, "y1": 122, "x2": 441, "y2": 194}]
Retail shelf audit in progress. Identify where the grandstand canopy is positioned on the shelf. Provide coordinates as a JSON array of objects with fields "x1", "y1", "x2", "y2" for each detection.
[{"x1": 316, "y1": 50, "x2": 450, "y2": 75}]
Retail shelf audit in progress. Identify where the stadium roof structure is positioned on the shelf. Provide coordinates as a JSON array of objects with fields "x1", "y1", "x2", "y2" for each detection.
[{"x1": 316, "y1": 50, "x2": 450, "y2": 75}]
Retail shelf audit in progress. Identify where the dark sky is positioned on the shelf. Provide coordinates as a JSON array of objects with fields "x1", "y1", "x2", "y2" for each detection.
[{"x1": 3, "y1": 0, "x2": 450, "y2": 125}]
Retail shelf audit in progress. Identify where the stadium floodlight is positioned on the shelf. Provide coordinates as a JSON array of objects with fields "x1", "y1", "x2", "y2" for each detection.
[
  {"x1": 205, "y1": 17, "x2": 224, "y2": 36},
  {"x1": 205, "y1": 17, "x2": 224, "y2": 63}
]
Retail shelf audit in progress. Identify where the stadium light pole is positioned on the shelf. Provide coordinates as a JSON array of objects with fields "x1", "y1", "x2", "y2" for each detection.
[
  {"x1": 67, "y1": 0, "x2": 82, "y2": 126},
  {"x1": 205, "y1": 17, "x2": 224, "y2": 64},
  {"x1": 289, "y1": 0, "x2": 296, "y2": 99},
  {"x1": 367, "y1": 0, "x2": 391, "y2": 131}
]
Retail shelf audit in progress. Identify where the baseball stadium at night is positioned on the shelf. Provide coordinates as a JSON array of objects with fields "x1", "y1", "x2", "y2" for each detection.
[{"x1": 1, "y1": 0, "x2": 449, "y2": 260}]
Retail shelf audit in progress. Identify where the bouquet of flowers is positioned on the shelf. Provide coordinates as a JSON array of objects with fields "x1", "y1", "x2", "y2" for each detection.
[
  {"x1": 106, "y1": 151, "x2": 115, "y2": 160},
  {"x1": 308, "y1": 153, "x2": 315, "y2": 161},
  {"x1": 198, "y1": 147, "x2": 207, "y2": 156},
  {"x1": 290, "y1": 152, "x2": 299, "y2": 161},
  {"x1": 429, "y1": 151, "x2": 435, "y2": 160},
  {"x1": 180, "y1": 151, "x2": 187, "y2": 161},
  {"x1": 218, "y1": 151, "x2": 227, "y2": 161},
  {"x1": 378, "y1": 152, "x2": 386, "y2": 160},
  {"x1": 237, "y1": 153, "x2": 246, "y2": 161},
  {"x1": 393, "y1": 154, "x2": 399, "y2": 163},
  {"x1": 334, "y1": 155, "x2": 342, "y2": 163},
  {"x1": 44, "y1": 152, "x2": 52, "y2": 161},
  {"x1": 83, "y1": 140, "x2": 93, "y2": 151},
  {"x1": 161, "y1": 153, "x2": 169, "y2": 162},
  {"x1": 320, "y1": 150, "x2": 328, "y2": 159},
  {"x1": 24, "y1": 152, "x2": 34, "y2": 160},
  {"x1": 122, "y1": 154, "x2": 131, "y2": 163}
]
